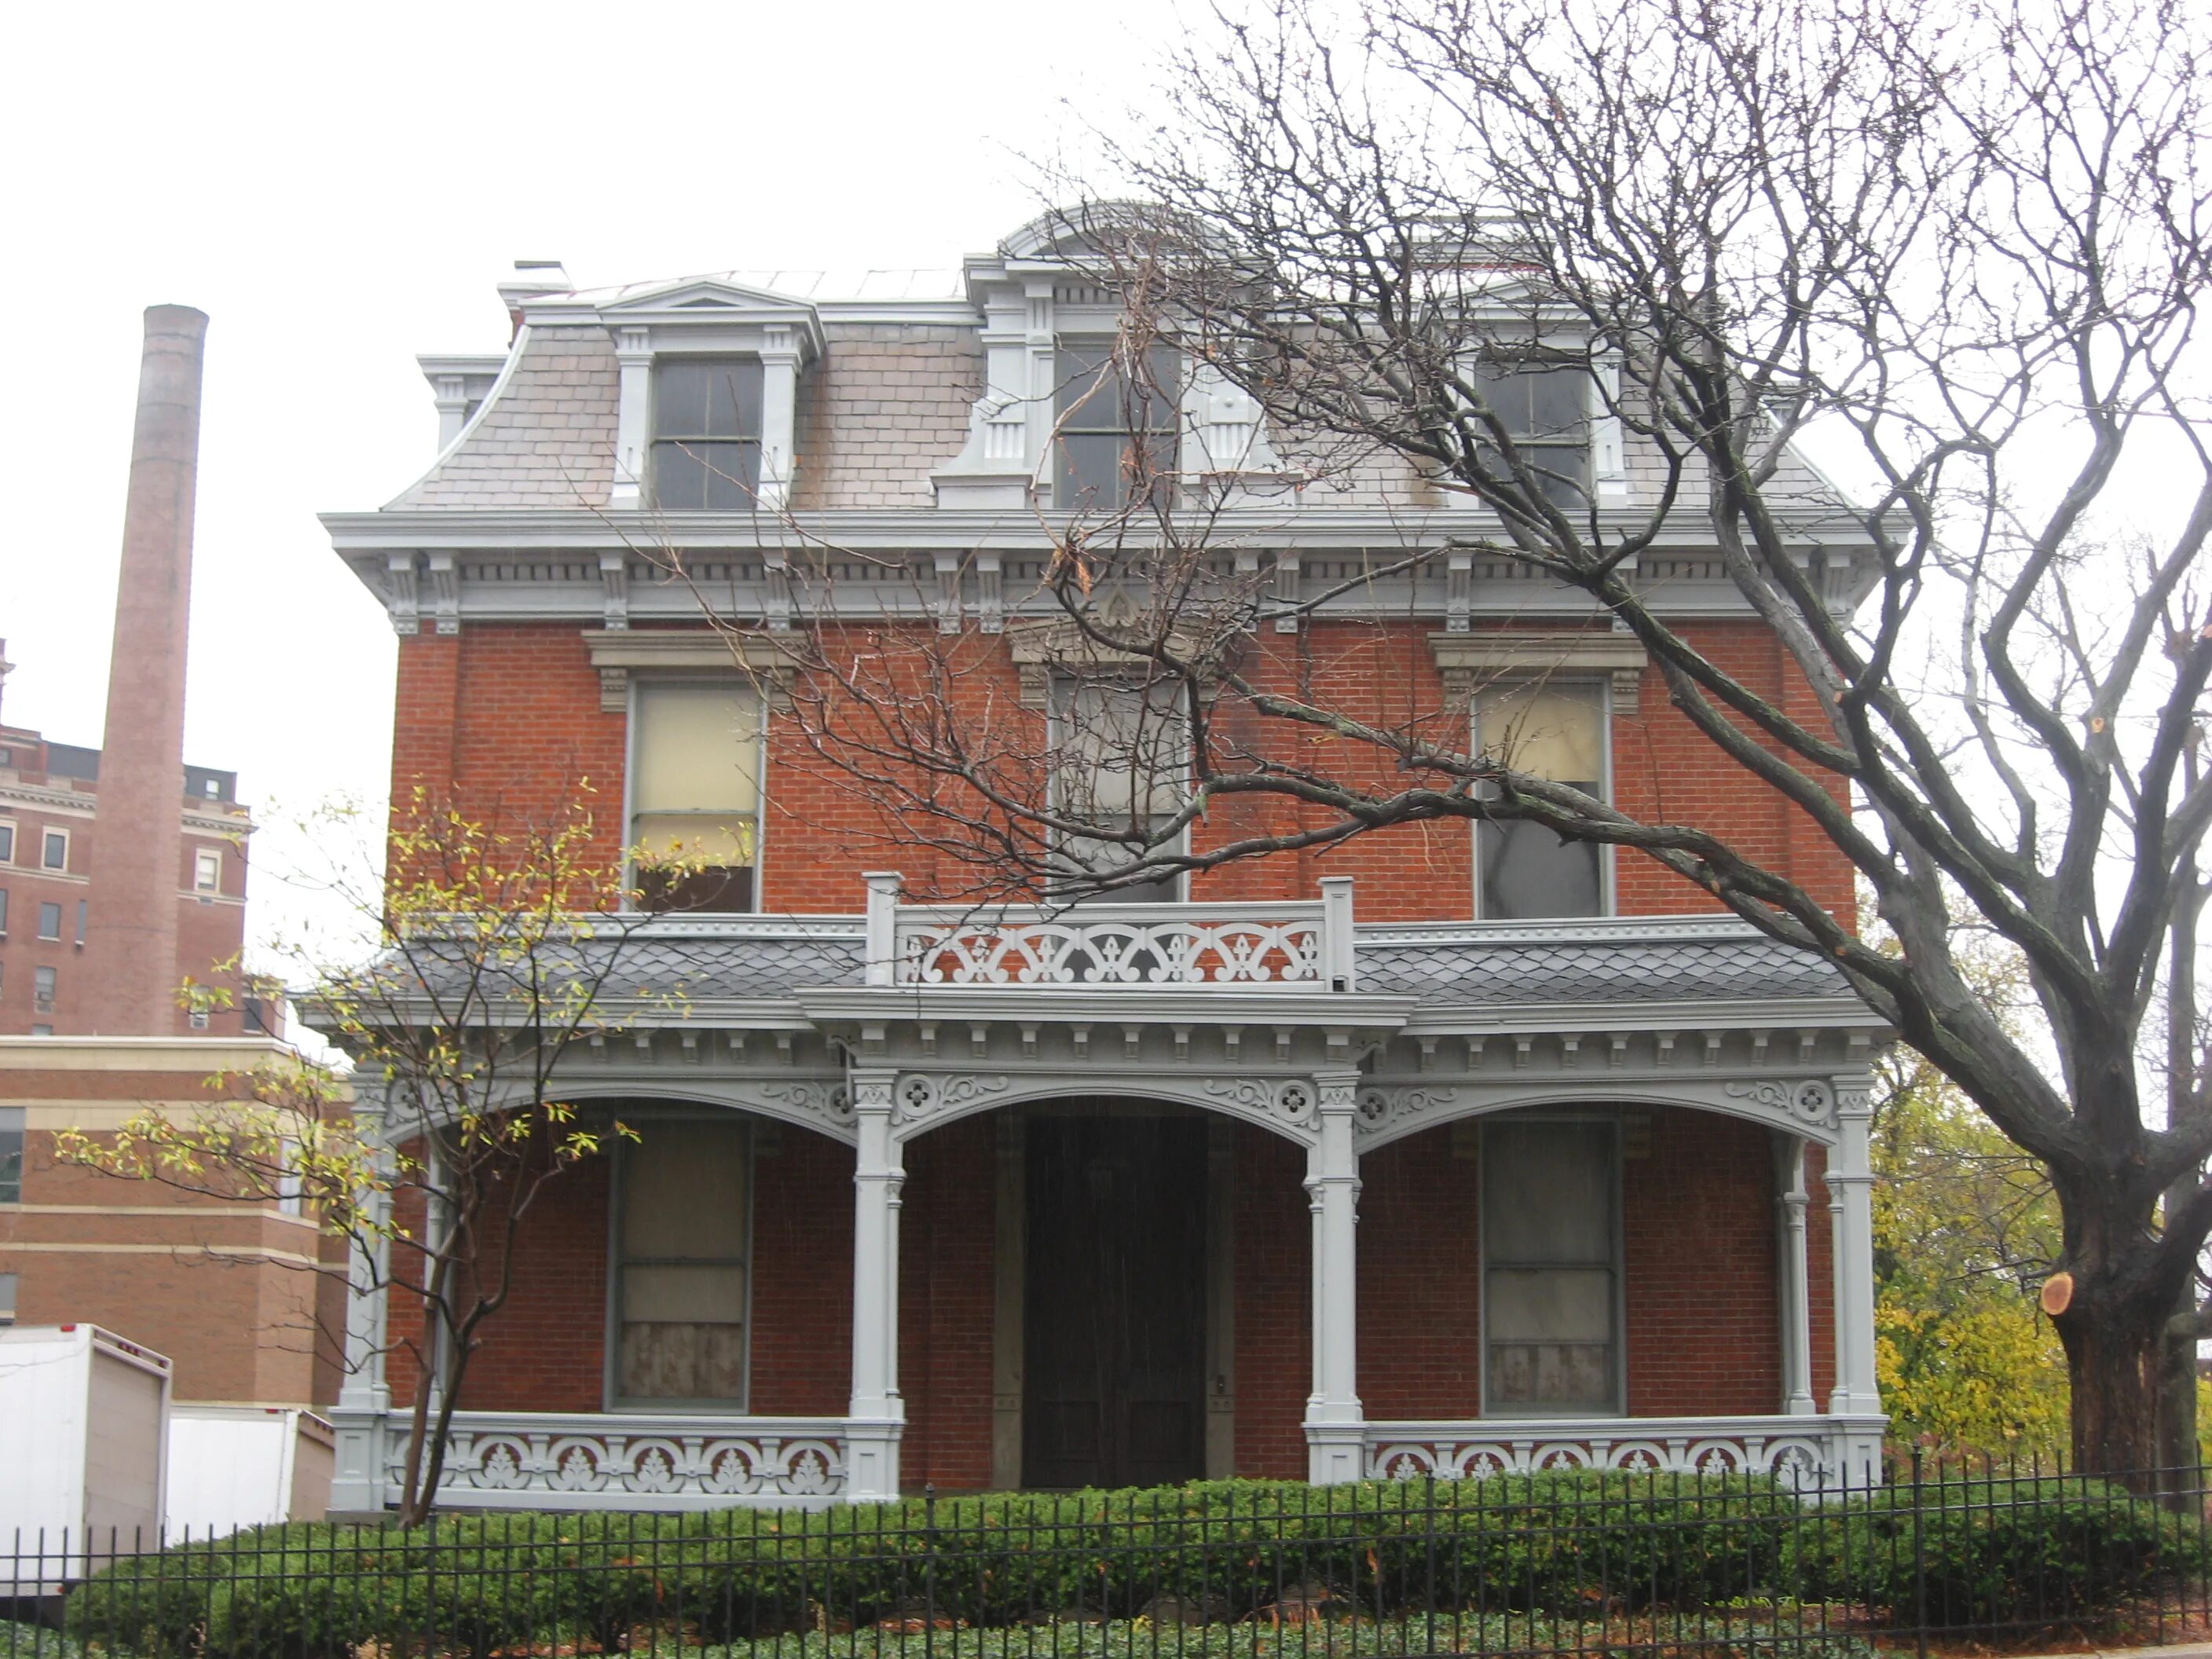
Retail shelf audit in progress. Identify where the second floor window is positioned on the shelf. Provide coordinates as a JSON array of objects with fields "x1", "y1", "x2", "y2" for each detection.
[
  {"x1": 1055, "y1": 345, "x2": 1178, "y2": 511},
  {"x1": 1475, "y1": 681, "x2": 1607, "y2": 920},
  {"x1": 628, "y1": 682, "x2": 762, "y2": 914},
  {"x1": 652, "y1": 358, "x2": 764, "y2": 510},
  {"x1": 1051, "y1": 677, "x2": 1188, "y2": 903}
]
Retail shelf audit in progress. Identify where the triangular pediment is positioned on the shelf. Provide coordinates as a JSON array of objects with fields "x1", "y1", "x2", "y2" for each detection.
[{"x1": 602, "y1": 276, "x2": 821, "y2": 316}]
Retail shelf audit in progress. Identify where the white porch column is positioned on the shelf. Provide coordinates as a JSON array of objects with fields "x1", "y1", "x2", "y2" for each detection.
[
  {"x1": 1305, "y1": 1071, "x2": 1365, "y2": 1483},
  {"x1": 1826, "y1": 1080, "x2": 1883, "y2": 1419},
  {"x1": 1776, "y1": 1135, "x2": 1816, "y2": 1415},
  {"x1": 844, "y1": 1069, "x2": 906, "y2": 1500},
  {"x1": 329, "y1": 1090, "x2": 396, "y2": 1513}
]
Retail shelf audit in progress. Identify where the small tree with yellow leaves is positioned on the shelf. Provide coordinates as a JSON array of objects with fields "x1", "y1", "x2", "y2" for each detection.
[{"x1": 59, "y1": 789, "x2": 693, "y2": 1524}]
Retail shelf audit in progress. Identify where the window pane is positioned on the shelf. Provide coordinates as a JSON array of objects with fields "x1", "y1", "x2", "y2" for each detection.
[
  {"x1": 618, "y1": 1311, "x2": 746, "y2": 1401},
  {"x1": 632, "y1": 685, "x2": 761, "y2": 816},
  {"x1": 1059, "y1": 680, "x2": 1185, "y2": 820},
  {"x1": 1479, "y1": 822, "x2": 1602, "y2": 919},
  {"x1": 0, "y1": 1107, "x2": 21, "y2": 1204},
  {"x1": 38, "y1": 903, "x2": 60, "y2": 939},
  {"x1": 622, "y1": 1122, "x2": 749, "y2": 1259},
  {"x1": 1526, "y1": 369, "x2": 1587, "y2": 438},
  {"x1": 1485, "y1": 1122, "x2": 1614, "y2": 1262},
  {"x1": 42, "y1": 832, "x2": 65, "y2": 870},
  {"x1": 654, "y1": 359, "x2": 712, "y2": 434},
  {"x1": 699, "y1": 441, "x2": 762, "y2": 508},
  {"x1": 0, "y1": 826, "x2": 13, "y2": 861},
  {"x1": 1057, "y1": 346, "x2": 1179, "y2": 433},
  {"x1": 1480, "y1": 682, "x2": 1603, "y2": 787}
]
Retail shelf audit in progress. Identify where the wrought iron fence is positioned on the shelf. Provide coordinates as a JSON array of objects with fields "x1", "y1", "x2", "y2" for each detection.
[{"x1": 6, "y1": 1456, "x2": 2212, "y2": 1659}]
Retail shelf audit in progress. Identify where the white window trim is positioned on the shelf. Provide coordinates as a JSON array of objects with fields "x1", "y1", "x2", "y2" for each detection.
[
  {"x1": 1478, "y1": 1111, "x2": 1627, "y2": 1419},
  {"x1": 602, "y1": 306, "x2": 823, "y2": 513},
  {"x1": 0, "y1": 820, "x2": 15, "y2": 864},
  {"x1": 620, "y1": 674, "x2": 770, "y2": 917},
  {"x1": 194, "y1": 848, "x2": 222, "y2": 892},
  {"x1": 1467, "y1": 675, "x2": 1617, "y2": 921},
  {"x1": 39, "y1": 828, "x2": 67, "y2": 872},
  {"x1": 603, "y1": 1114, "x2": 756, "y2": 1414}
]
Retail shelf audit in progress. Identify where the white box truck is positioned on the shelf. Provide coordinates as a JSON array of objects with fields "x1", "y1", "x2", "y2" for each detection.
[
  {"x1": 165, "y1": 1405, "x2": 335, "y2": 1536},
  {"x1": 0, "y1": 1324, "x2": 172, "y2": 1591}
]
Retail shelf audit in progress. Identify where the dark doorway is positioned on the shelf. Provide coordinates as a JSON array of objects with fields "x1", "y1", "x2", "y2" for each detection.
[{"x1": 1023, "y1": 1113, "x2": 1207, "y2": 1489}]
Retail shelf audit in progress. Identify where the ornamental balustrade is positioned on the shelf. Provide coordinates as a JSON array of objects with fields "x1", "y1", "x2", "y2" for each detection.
[
  {"x1": 863, "y1": 873, "x2": 1357, "y2": 990},
  {"x1": 377, "y1": 1412, "x2": 848, "y2": 1509},
  {"x1": 1361, "y1": 1414, "x2": 1884, "y2": 1487}
]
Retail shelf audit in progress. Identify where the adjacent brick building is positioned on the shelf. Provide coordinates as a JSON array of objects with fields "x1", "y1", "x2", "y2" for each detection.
[{"x1": 321, "y1": 219, "x2": 1890, "y2": 1512}]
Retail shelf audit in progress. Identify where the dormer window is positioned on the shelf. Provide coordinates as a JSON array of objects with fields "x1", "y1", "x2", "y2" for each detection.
[
  {"x1": 651, "y1": 359, "x2": 764, "y2": 510},
  {"x1": 1471, "y1": 361, "x2": 1591, "y2": 511},
  {"x1": 1054, "y1": 345, "x2": 1179, "y2": 511}
]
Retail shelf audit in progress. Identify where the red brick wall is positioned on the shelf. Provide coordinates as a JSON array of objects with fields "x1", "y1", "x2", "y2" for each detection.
[
  {"x1": 895, "y1": 1115, "x2": 998, "y2": 1489},
  {"x1": 1232, "y1": 1124, "x2": 1312, "y2": 1479},
  {"x1": 748, "y1": 1126, "x2": 855, "y2": 1415},
  {"x1": 1357, "y1": 1128, "x2": 1483, "y2": 1419},
  {"x1": 1624, "y1": 1109, "x2": 1783, "y2": 1415},
  {"x1": 387, "y1": 617, "x2": 1859, "y2": 925}
]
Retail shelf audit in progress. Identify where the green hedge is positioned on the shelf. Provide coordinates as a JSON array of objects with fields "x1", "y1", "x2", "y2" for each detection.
[
  {"x1": 1786, "y1": 1474, "x2": 2212, "y2": 1628},
  {"x1": 56, "y1": 1474, "x2": 2212, "y2": 1659}
]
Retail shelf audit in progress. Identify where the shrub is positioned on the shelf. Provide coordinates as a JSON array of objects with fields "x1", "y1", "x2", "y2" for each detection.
[{"x1": 1786, "y1": 1474, "x2": 2212, "y2": 1628}]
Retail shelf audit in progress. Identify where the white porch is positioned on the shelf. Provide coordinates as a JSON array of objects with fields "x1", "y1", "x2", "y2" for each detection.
[{"x1": 328, "y1": 879, "x2": 1891, "y2": 1512}]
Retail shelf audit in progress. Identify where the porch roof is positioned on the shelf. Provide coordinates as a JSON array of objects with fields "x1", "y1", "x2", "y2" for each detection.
[{"x1": 369, "y1": 913, "x2": 1866, "y2": 1019}]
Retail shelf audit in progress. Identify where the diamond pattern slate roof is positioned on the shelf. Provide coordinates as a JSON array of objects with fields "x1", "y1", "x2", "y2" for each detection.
[
  {"x1": 1355, "y1": 928, "x2": 1855, "y2": 1005},
  {"x1": 373, "y1": 918, "x2": 1860, "y2": 1013}
]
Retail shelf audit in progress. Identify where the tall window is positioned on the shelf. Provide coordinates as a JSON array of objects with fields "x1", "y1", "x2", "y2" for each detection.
[
  {"x1": 32, "y1": 966, "x2": 55, "y2": 1015},
  {"x1": 651, "y1": 358, "x2": 764, "y2": 510},
  {"x1": 628, "y1": 682, "x2": 763, "y2": 914},
  {"x1": 1055, "y1": 344, "x2": 1178, "y2": 511},
  {"x1": 41, "y1": 830, "x2": 66, "y2": 871},
  {"x1": 194, "y1": 849, "x2": 222, "y2": 892},
  {"x1": 0, "y1": 1108, "x2": 21, "y2": 1204},
  {"x1": 0, "y1": 823, "x2": 14, "y2": 862},
  {"x1": 1050, "y1": 677, "x2": 1187, "y2": 903},
  {"x1": 1475, "y1": 681, "x2": 1606, "y2": 919},
  {"x1": 37, "y1": 903, "x2": 60, "y2": 941},
  {"x1": 1471, "y1": 361, "x2": 1591, "y2": 510},
  {"x1": 1484, "y1": 1118, "x2": 1619, "y2": 1413},
  {"x1": 614, "y1": 1119, "x2": 750, "y2": 1406}
]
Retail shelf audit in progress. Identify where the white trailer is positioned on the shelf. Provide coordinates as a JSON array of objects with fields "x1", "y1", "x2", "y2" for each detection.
[
  {"x1": 0, "y1": 1324, "x2": 172, "y2": 1591},
  {"x1": 165, "y1": 1405, "x2": 335, "y2": 1536}
]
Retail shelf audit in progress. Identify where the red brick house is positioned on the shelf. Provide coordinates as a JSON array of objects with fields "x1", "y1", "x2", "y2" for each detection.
[{"x1": 320, "y1": 216, "x2": 1889, "y2": 1512}]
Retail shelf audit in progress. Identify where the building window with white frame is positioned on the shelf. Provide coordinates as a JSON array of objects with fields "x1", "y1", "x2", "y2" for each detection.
[
  {"x1": 1049, "y1": 676, "x2": 1188, "y2": 903},
  {"x1": 1470, "y1": 359, "x2": 1591, "y2": 511},
  {"x1": 1474, "y1": 680, "x2": 1607, "y2": 919},
  {"x1": 40, "y1": 829, "x2": 67, "y2": 871},
  {"x1": 651, "y1": 358, "x2": 764, "y2": 510},
  {"x1": 0, "y1": 822, "x2": 14, "y2": 862},
  {"x1": 1483, "y1": 1116, "x2": 1620, "y2": 1413},
  {"x1": 628, "y1": 680, "x2": 763, "y2": 914},
  {"x1": 613, "y1": 1118, "x2": 751, "y2": 1406},
  {"x1": 1055, "y1": 343, "x2": 1179, "y2": 512},
  {"x1": 194, "y1": 848, "x2": 222, "y2": 893}
]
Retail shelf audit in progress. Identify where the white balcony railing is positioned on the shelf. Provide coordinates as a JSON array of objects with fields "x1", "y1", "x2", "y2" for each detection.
[
  {"x1": 368, "y1": 1411, "x2": 849, "y2": 1509},
  {"x1": 864, "y1": 873, "x2": 1357, "y2": 990},
  {"x1": 1361, "y1": 1414, "x2": 1886, "y2": 1486}
]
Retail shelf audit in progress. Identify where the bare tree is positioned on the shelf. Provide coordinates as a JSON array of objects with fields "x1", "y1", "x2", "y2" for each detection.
[{"x1": 689, "y1": 0, "x2": 2212, "y2": 1476}]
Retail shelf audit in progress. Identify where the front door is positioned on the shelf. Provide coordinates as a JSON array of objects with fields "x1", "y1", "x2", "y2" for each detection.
[{"x1": 1023, "y1": 1113, "x2": 1207, "y2": 1489}]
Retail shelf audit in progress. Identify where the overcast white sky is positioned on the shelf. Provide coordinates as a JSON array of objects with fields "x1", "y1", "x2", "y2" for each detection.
[{"x1": 0, "y1": 0, "x2": 1181, "y2": 961}]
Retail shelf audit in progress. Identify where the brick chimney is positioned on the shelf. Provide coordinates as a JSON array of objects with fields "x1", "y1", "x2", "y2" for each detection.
[{"x1": 82, "y1": 306, "x2": 207, "y2": 1035}]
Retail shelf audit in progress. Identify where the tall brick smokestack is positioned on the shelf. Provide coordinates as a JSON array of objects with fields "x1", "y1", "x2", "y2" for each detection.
[{"x1": 83, "y1": 306, "x2": 208, "y2": 1035}]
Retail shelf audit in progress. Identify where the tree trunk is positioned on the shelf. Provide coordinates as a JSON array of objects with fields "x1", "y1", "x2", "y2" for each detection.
[
  {"x1": 2057, "y1": 1295, "x2": 2164, "y2": 1485},
  {"x1": 2156, "y1": 1305, "x2": 2199, "y2": 1511}
]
